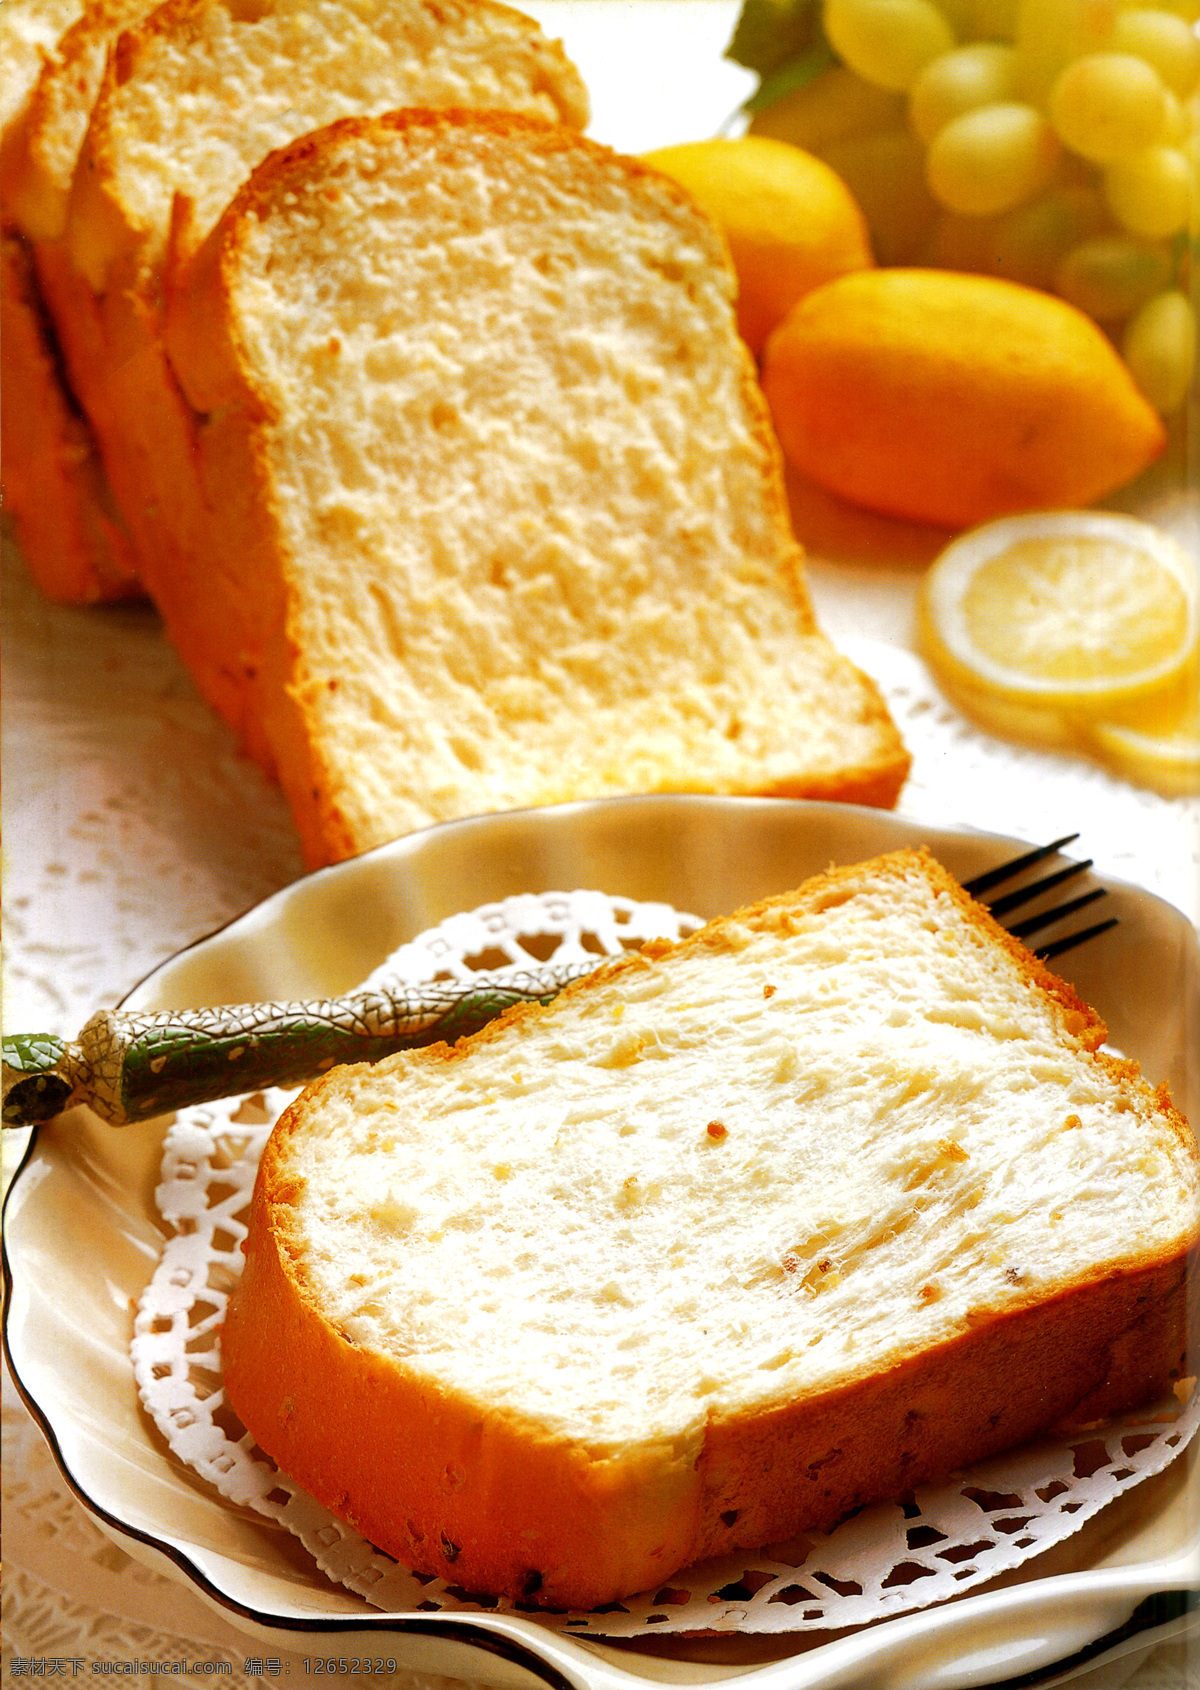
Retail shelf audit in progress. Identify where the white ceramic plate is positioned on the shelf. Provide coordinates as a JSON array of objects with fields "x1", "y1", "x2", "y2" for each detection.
[{"x1": 4, "y1": 796, "x2": 1199, "y2": 1690}]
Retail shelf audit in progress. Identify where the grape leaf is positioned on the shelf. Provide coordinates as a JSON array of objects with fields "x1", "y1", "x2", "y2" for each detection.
[
  {"x1": 725, "y1": 0, "x2": 820, "y2": 79},
  {"x1": 742, "y1": 40, "x2": 837, "y2": 113}
]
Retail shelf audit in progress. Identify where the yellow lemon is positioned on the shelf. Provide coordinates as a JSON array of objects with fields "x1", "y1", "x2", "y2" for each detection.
[
  {"x1": 919, "y1": 511, "x2": 1199, "y2": 718},
  {"x1": 640, "y1": 136, "x2": 874, "y2": 356},
  {"x1": 761, "y1": 269, "x2": 1167, "y2": 528}
]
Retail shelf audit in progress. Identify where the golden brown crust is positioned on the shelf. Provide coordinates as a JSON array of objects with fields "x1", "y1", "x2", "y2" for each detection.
[
  {"x1": 227, "y1": 1207, "x2": 1194, "y2": 1604},
  {"x1": 692, "y1": 1250, "x2": 1195, "y2": 1560},
  {"x1": 0, "y1": 0, "x2": 144, "y2": 603},
  {"x1": 0, "y1": 228, "x2": 141, "y2": 601},
  {"x1": 223, "y1": 849, "x2": 1199, "y2": 1607}
]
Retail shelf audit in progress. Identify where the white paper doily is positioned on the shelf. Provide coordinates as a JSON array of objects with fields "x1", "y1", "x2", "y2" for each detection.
[{"x1": 132, "y1": 888, "x2": 1200, "y2": 1641}]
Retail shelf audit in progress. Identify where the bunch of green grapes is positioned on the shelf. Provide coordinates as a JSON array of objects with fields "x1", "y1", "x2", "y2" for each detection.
[{"x1": 749, "y1": 0, "x2": 1198, "y2": 414}]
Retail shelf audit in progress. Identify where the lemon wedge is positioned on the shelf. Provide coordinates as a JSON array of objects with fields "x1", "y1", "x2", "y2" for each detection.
[{"x1": 919, "y1": 511, "x2": 1199, "y2": 714}]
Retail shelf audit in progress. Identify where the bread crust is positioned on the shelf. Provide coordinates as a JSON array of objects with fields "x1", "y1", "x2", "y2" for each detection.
[
  {"x1": 0, "y1": 0, "x2": 144, "y2": 603},
  {"x1": 1, "y1": 229, "x2": 141, "y2": 602},
  {"x1": 223, "y1": 850, "x2": 1200, "y2": 1608}
]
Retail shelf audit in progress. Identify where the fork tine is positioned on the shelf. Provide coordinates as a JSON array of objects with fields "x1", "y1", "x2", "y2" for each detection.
[
  {"x1": 986, "y1": 857, "x2": 1094, "y2": 918},
  {"x1": 961, "y1": 837, "x2": 1118, "y2": 959},
  {"x1": 1007, "y1": 885, "x2": 1109, "y2": 941},
  {"x1": 961, "y1": 834, "x2": 1080, "y2": 897},
  {"x1": 1035, "y1": 916, "x2": 1121, "y2": 962}
]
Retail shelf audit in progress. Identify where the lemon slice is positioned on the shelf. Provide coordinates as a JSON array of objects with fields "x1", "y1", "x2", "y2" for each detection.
[
  {"x1": 925, "y1": 675, "x2": 1080, "y2": 749},
  {"x1": 919, "y1": 511, "x2": 1200, "y2": 714},
  {"x1": 1091, "y1": 667, "x2": 1200, "y2": 796}
]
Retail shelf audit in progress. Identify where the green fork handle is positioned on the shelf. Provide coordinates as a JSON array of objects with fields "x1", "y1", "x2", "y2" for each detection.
[{"x1": 1, "y1": 961, "x2": 599, "y2": 1127}]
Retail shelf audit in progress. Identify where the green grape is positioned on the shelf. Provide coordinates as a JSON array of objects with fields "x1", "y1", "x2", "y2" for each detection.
[
  {"x1": 1054, "y1": 231, "x2": 1175, "y2": 316},
  {"x1": 1122, "y1": 287, "x2": 1197, "y2": 409},
  {"x1": 924, "y1": 207, "x2": 1005, "y2": 268},
  {"x1": 1049, "y1": 52, "x2": 1169, "y2": 161},
  {"x1": 970, "y1": 0, "x2": 1021, "y2": 39},
  {"x1": 931, "y1": 0, "x2": 978, "y2": 33},
  {"x1": 1104, "y1": 142, "x2": 1195, "y2": 234},
  {"x1": 1135, "y1": 0, "x2": 1200, "y2": 22},
  {"x1": 987, "y1": 182, "x2": 1110, "y2": 285},
  {"x1": 1109, "y1": 8, "x2": 1200, "y2": 96},
  {"x1": 926, "y1": 101, "x2": 1061, "y2": 213},
  {"x1": 823, "y1": 0, "x2": 957, "y2": 92},
  {"x1": 749, "y1": 66, "x2": 906, "y2": 151},
  {"x1": 909, "y1": 43, "x2": 1021, "y2": 141},
  {"x1": 1181, "y1": 129, "x2": 1200, "y2": 225},
  {"x1": 1015, "y1": 0, "x2": 1125, "y2": 101},
  {"x1": 1159, "y1": 89, "x2": 1191, "y2": 144},
  {"x1": 818, "y1": 128, "x2": 940, "y2": 260},
  {"x1": 924, "y1": 186, "x2": 1104, "y2": 285}
]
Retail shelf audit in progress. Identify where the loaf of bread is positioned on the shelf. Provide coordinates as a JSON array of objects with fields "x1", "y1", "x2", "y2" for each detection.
[
  {"x1": 223, "y1": 848, "x2": 1200, "y2": 1610},
  {"x1": 159, "y1": 110, "x2": 908, "y2": 860},
  {"x1": 7, "y1": 0, "x2": 588, "y2": 623},
  {"x1": 0, "y1": 0, "x2": 141, "y2": 602}
]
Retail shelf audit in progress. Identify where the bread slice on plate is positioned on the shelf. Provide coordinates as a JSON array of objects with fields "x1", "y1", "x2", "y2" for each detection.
[
  {"x1": 0, "y1": 0, "x2": 141, "y2": 603},
  {"x1": 17, "y1": 0, "x2": 586, "y2": 637},
  {"x1": 222, "y1": 848, "x2": 1200, "y2": 1611},
  {"x1": 163, "y1": 110, "x2": 908, "y2": 861}
]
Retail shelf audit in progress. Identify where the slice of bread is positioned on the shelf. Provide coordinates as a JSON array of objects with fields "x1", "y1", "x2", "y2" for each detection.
[
  {"x1": 163, "y1": 110, "x2": 908, "y2": 860},
  {"x1": 38, "y1": 0, "x2": 588, "y2": 726},
  {"x1": 222, "y1": 848, "x2": 1200, "y2": 1609},
  {"x1": 0, "y1": 0, "x2": 141, "y2": 603}
]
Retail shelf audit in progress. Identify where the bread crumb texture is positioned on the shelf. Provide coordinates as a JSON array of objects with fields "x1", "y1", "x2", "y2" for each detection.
[
  {"x1": 224, "y1": 851, "x2": 1199, "y2": 1605},
  {"x1": 169, "y1": 112, "x2": 906, "y2": 859}
]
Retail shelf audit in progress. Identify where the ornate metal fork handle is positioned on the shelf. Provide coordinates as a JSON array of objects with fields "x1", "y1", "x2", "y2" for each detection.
[
  {"x1": 3, "y1": 840, "x2": 1118, "y2": 1130},
  {"x1": 1, "y1": 962, "x2": 600, "y2": 1128}
]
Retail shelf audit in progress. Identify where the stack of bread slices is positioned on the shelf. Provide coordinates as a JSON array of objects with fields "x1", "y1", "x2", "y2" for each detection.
[{"x1": 3, "y1": 0, "x2": 910, "y2": 864}]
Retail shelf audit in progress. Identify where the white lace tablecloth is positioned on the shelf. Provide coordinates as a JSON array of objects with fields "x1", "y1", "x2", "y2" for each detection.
[{"x1": 4, "y1": 506, "x2": 1198, "y2": 1686}]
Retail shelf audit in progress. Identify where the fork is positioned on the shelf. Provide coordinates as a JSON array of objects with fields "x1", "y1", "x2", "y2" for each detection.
[
  {"x1": 962, "y1": 833, "x2": 1118, "y2": 962},
  {"x1": 1, "y1": 839, "x2": 1117, "y2": 1128}
]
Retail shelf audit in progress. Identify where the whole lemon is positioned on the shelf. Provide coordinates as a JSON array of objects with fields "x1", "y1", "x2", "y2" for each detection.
[
  {"x1": 641, "y1": 136, "x2": 874, "y2": 356},
  {"x1": 761, "y1": 268, "x2": 1167, "y2": 528}
]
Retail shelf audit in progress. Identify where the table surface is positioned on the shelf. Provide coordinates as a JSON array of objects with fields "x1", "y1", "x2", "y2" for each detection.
[{"x1": 3, "y1": 2, "x2": 1199, "y2": 1683}]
